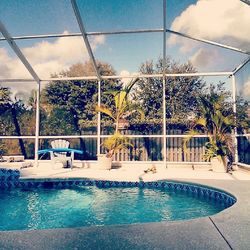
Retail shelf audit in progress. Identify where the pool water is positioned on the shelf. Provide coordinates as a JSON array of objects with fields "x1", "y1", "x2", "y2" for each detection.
[{"x1": 0, "y1": 186, "x2": 229, "y2": 231}]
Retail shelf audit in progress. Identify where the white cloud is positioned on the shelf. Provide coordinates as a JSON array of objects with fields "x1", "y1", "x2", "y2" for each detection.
[
  {"x1": 120, "y1": 70, "x2": 130, "y2": 76},
  {"x1": 167, "y1": 0, "x2": 250, "y2": 71},
  {"x1": 190, "y1": 48, "x2": 221, "y2": 70},
  {"x1": 119, "y1": 70, "x2": 139, "y2": 86},
  {"x1": 92, "y1": 35, "x2": 105, "y2": 46},
  {"x1": 0, "y1": 32, "x2": 105, "y2": 79},
  {"x1": 168, "y1": 0, "x2": 250, "y2": 51},
  {"x1": 0, "y1": 48, "x2": 30, "y2": 78}
]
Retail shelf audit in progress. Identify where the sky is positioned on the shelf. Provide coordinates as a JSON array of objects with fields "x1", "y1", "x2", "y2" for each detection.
[{"x1": 0, "y1": 0, "x2": 250, "y2": 99}]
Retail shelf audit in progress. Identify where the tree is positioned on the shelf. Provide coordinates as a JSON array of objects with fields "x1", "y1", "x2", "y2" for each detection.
[
  {"x1": 0, "y1": 87, "x2": 11, "y2": 157},
  {"x1": 0, "y1": 86, "x2": 11, "y2": 104},
  {"x1": 44, "y1": 61, "x2": 122, "y2": 129},
  {"x1": 183, "y1": 92, "x2": 236, "y2": 169},
  {"x1": 96, "y1": 79, "x2": 143, "y2": 158},
  {"x1": 0, "y1": 86, "x2": 32, "y2": 158},
  {"x1": 55, "y1": 61, "x2": 117, "y2": 78},
  {"x1": 43, "y1": 61, "x2": 122, "y2": 157},
  {"x1": 96, "y1": 78, "x2": 144, "y2": 133},
  {"x1": 236, "y1": 96, "x2": 250, "y2": 133},
  {"x1": 134, "y1": 57, "x2": 205, "y2": 121}
]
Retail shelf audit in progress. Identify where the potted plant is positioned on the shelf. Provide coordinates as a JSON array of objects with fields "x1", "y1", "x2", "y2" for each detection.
[
  {"x1": 98, "y1": 132, "x2": 133, "y2": 170},
  {"x1": 96, "y1": 78, "x2": 144, "y2": 170},
  {"x1": 183, "y1": 94, "x2": 236, "y2": 173}
]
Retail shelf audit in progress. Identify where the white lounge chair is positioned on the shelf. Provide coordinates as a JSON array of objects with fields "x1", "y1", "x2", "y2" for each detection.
[{"x1": 50, "y1": 139, "x2": 74, "y2": 169}]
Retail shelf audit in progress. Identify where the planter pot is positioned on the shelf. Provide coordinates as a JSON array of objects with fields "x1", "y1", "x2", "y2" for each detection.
[
  {"x1": 97, "y1": 154, "x2": 112, "y2": 170},
  {"x1": 211, "y1": 157, "x2": 227, "y2": 173}
]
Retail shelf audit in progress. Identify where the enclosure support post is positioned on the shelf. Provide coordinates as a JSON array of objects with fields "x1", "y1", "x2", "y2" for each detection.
[
  {"x1": 232, "y1": 75, "x2": 239, "y2": 164},
  {"x1": 34, "y1": 81, "x2": 41, "y2": 167},
  {"x1": 162, "y1": 0, "x2": 167, "y2": 167},
  {"x1": 97, "y1": 80, "x2": 101, "y2": 156},
  {"x1": 163, "y1": 77, "x2": 167, "y2": 167}
]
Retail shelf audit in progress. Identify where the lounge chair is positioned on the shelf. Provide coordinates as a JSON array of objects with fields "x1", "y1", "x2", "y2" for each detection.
[
  {"x1": 50, "y1": 139, "x2": 73, "y2": 168},
  {"x1": 38, "y1": 139, "x2": 83, "y2": 169}
]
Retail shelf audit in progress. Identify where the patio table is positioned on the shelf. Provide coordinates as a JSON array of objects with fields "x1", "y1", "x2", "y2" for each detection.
[{"x1": 38, "y1": 148, "x2": 83, "y2": 169}]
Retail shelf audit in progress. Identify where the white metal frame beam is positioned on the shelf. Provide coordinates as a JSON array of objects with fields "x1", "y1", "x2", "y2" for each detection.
[
  {"x1": 232, "y1": 56, "x2": 250, "y2": 75},
  {"x1": 37, "y1": 71, "x2": 232, "y2": 81},
  {"x1": 97, "y1": 80, "x2": 101, "y2": 155},
  {"x1": 70, "y1": 0, "x2": 101, "y2": 80},
  {"x1": 70, "y1": 0, "x2": 102, "y2": 157},
  {"x1": 0, "y1": 71, "x2": 233, "y2": 83},
  {"x1": 0, "y1": 29, "x2": 163, "y2": 42},
  {"x1": 39, "y1": 71, "x2": 231, "y2": 81},
  {"x1": 4, "y1": 134, "x2": 250, "y2": 140},
  {"x1": 0, "y1": 32, "x2": 82, "y2": 41},
  {"x1": 0, "y1": 21, "x2": 40, "y2": 82},
  {"x1": 1, "y1": 28, "x2": 249, "y2": 56},
  {"x1": 162, "y1": 0, "x2": 167, "y2": 168},
  {"x1": 231, "y1": 75, "x2": 239, "y2": 164},
  {"x1": 166, "y1": 29, "x2": 250, "y2": 56}
]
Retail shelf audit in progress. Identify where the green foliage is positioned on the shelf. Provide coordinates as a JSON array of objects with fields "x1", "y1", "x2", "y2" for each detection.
[
  {"x1": 135, "y1": 58, "x2": 205, "y2": 120},
  {"x1": 97, "y1": 78, "x2": 144, "y2": 157},
  {"x1": 183, "y1": 92, "x2": 236, "y2": 164},
  {"x1": 236, "y1": 95, "x2": 250, "y2": 132},
  {"x1": 102, "y1": 132, "x2": 133, "y2": 158},
  {"x1": 43, "y1": 61, "x2": 122, "y2": 135},
  {"x1": 0, "y1": 86, "x2": 12, "y2": 119},
  {"x1": 0, "y1": 87, "x2": 11, "y2": 106},
  {"x1": 96, "y1": 78, "x2": 144, "y2": 132},
  {"x1": 44, "y1": 80, "x2": 96, "y2": 120},
  {"x1": 41, "y1": 108, "x2": 76, "y2": 136},
  {"x1": 0, "y1": 59, "x2": 249, "y2": 161}
]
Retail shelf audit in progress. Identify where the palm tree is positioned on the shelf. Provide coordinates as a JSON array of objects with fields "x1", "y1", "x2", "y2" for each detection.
[
  {"x1": 96, "y1": 78, "x2": 144, "y2": 157},
  {"x1": 97, "y1": 78, "x2": 144, "y2": 133},
  {"x1": 0, "y1": 87, "x2": 28, "y2": 158},
  {"x1": 184, "y1": 94, "x2": 236, "y2": 168}
]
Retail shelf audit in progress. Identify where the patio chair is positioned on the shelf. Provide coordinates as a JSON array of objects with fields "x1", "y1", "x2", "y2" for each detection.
[{"x1": 50, "y1": 139, "x2": 74, "y2": 168}]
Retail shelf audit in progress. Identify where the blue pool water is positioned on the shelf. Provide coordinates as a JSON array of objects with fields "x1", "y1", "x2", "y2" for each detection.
[{"x1": 0, "y1": 186, "x2": 229, "y2": 231}]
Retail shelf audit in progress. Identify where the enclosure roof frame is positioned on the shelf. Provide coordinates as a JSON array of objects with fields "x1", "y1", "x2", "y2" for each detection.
[{"x1": 0, "y1": 0, "x2": 249, "y2": 80}]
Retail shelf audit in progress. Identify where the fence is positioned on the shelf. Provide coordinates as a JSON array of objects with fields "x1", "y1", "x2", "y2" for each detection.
[
  {"x1": 0, "y1": 135, "x2": 208, "y2": 162},
  {"x1": 111, "y1": 136, "x2": 208, "y2": 162},
  {"x1": 238, "y1": 136, "x2": 250, "y2": 165},
  {"x1": 1, "y1": 132, "x2": 249, "y2": 164}
]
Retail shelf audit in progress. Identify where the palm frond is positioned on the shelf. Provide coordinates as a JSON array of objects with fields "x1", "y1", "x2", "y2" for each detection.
[
  {"x1": 195, "y1": 117, "x2": 206, "y2": 127},
  {"x1": 114, "y1": 91, "x2": 127, "y2": 111},
  {"x1": 124, "y1": 78, "x2": 139, "y2": 94},
  {"x1": 102, "y1": 132, "x2": 133, "y2": 157},
  {"x1": 96, "y1": 105, "x2": 115, "y2": 120}
]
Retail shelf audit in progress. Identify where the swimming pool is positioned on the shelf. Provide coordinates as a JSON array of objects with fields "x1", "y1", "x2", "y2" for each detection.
[{"x1": 0, "y1": 181, "x2": 235, "y2": 231}]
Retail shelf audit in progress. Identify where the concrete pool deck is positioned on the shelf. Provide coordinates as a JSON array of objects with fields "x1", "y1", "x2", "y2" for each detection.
[
  {"x1": 0, "y1": 163, "x2": 250, "y2": 249},
  {"x1": 18, "y1": 161, "x2": 250, "y2": 181}
]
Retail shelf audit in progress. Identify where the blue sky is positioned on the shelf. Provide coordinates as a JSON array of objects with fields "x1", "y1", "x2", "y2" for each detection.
[
  {"x1": 0, "y1": 0, "x2": 195, "y2": 74},
  {"x1": 0, "y1": 0, "x2": 249, "y2": 95},
  {"x1": 0, "y1": 0, "x2": 196, "y2": 34}
]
